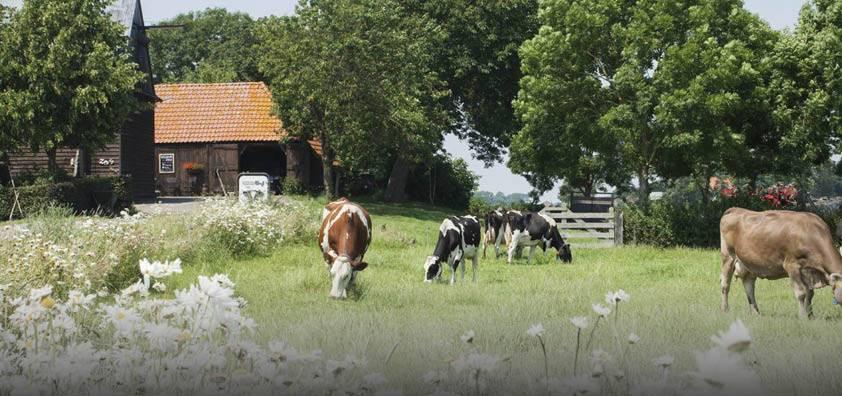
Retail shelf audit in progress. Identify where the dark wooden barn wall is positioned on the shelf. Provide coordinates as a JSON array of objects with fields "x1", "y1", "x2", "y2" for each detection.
[
  {"x1": 7, "y1": 149, "x2": 78, "y2": 177},
  {"x1": 119, "y1": 109, "x2": 155, "y2": 200},
  {"x1": 155, "y1": 141, "x2": 321, "y2": 196}
]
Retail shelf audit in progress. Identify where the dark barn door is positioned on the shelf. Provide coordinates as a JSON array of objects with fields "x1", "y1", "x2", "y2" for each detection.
[{"x1": 209, "y1": 144, "x2": 239, "y2": 195}]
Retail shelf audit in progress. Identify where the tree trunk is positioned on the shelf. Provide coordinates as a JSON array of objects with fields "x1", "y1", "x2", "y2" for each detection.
[
  {"x1": 46, "y1": 148, "x2": 58, "y2": 175},
  {"x1": 320, "y1": 134, "x2": 335, "y2": 200},
  {"x1": 385, "y1": 155, "x2": 411, "y2": 202},
  {"x1": 73, "y1": 148, "x2": 86, "y2": 177},
  {"x1": 638, "y1": 169, "x2": 650, "y2": 204}
]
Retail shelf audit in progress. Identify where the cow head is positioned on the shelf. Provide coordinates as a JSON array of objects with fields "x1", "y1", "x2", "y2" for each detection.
[
  {"x1": 424, "y1": 256, "x2": 442, "y2": 283},
  {"x1": 831, "y1": 273, "x2": 842, "y2": 305},
  {"x1": 329, "y1": 256, "x2": 367, "y2": 299},
  {"x1": 558, "y1": 243, "x2": 573, "y2": 263}
]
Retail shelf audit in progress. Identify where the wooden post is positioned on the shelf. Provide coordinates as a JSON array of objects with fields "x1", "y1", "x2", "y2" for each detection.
[{"x1": 614, "y1": 206, "x2": 624, "y2": 246}]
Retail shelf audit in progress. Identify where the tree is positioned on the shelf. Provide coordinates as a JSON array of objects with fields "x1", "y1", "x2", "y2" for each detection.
[
  {"x1": 511, "y1": 0, "x2": 781, "y2": 201},
  {"x1": 258, "y1": 0, "x2": 449, "y2": 200},
  {"x1": 148, "y1": 8, "x2": 260, "y2": 83},
  {"x1": 402, "y1": 0, "x2": 540, "y2": 165},
  {"x1": 0, "y1": 0, "x2": 142, "y2": 172}
]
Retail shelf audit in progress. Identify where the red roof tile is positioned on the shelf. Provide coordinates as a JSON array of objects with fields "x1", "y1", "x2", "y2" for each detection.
[
  {"x1": 154, "y1": 82, "x2": 286, "y2": 144},
  {"x1": 154, "y1": 82, "x2": 324, "y2": 159}
]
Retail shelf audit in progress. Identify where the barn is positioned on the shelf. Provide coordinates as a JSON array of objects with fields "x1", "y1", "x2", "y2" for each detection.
[
  {"x1": 3, "y1": 0, "x2": 157, "y2": 201},
  {"x1": 153, "y1": 82, "x2": 324, "y2": 196}
]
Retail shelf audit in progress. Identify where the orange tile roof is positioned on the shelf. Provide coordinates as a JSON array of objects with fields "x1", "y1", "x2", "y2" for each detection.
[{"x1": 155, "y1": 82, "x2": 323, "y2": 158}]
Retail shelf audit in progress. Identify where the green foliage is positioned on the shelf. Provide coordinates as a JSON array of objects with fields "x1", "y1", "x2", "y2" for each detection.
[
  {"x1": 281, "y1": 177, "x2": 307, "y2": 196},
  {"x1": 0, "y1": 0, "x2": 143, "y2": 157},
  {"x1": 467, "y1": 194, "x2": 536, "y2": 218},
  {"x1": 474, "y1": 191, "x2": 532, "y2": 206},
  {"x1": 403, "y1": 0, "x2": 540, "y2": 164},
  {"x1": 406, "y1": 155, "x2": 478, "y2": 210},
  {"x1": 258, "y1": 0, "x2": 451, "y2": 196},
  {"x1": 810, "y1": 161, "x2": 842, "y2": 198},
  {"x1": 0, "y1": 176, "x2": 132, "y2": 219},
  {"x1": 148, "y1": 8, "x2": 261, "y2": 83},
  {"x1": 511, "y1": 0, "x2": 799, "y2": 199}
]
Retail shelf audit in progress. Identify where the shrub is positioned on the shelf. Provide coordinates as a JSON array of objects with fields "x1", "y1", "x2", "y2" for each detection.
[
  {"x1": 407, "y1": 155, "x2": 479, "y2": 210},
  {"x1": 282, "y1": 177, "x2": 308, "y2": 195},
  {"x1": 0, "y1": 176, "x2": 131, "y2": 220}
]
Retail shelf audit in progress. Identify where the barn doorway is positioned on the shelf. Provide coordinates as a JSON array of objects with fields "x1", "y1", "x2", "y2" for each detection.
[{"x1": 239, "y1": 144, "x2": 286, "y2": 192}]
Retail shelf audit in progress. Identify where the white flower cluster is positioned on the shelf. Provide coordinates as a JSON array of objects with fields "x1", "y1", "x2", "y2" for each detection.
[
  {"x1": 0, "y1": 213, "x2": 151, "y2": 297},
  {"x1": 199, "y1": 199, "x2": 303, "y2": 256},
  {"x1": 0, "y1": 261, "x2": 392, "y2": 396}
]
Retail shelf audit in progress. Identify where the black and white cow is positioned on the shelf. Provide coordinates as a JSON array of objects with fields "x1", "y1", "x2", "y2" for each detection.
[
  {"x1": 483, "y1": 209, "x2": 505, "y2": 259},
  {"x1": 507, "y1": 212, "x2": 573, "y2": 264},
  {"x1": 500, "y1": 210, "x2": 524, "y2": 258},
  {"x1": 425, "y1": 216, "x2": 481, "y2": 284}
]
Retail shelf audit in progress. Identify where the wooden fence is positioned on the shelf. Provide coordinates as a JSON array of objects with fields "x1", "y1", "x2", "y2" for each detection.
[{"x1": 540, "y1": 205, "x2": 624, "y2": 248}]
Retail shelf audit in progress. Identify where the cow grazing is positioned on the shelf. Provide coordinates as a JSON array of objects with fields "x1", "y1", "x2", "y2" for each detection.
[
  {"x1": 483, "y1": 209, "x2": 505, "y2": 258},
  {"x1": 425, "y1": 216, "x2": 481, "y2": 284},
  {"x1": 498, "y1": 210, "x2": 524, "y2": 258},
  {"x1": 319, "y1": 198, "x2": 372, "y2": 299},
  {"x1": 507, "y1": 212, "x2": 573, "y2": 264},
  {"x1": 720, "y1": 208, "x2": 842, "y2": 318}
]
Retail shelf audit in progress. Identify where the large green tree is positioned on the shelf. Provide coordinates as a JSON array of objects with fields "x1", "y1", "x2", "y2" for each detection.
[
  {"x1": 149, "y1": 8, "x2": 260, "y2": 83},
  {"x1": 258, "y1": 0, "x2": 449, "y2": 199},
  {"x1": 0, "y1": 0, "x2": 142, "y2": 172},
  {"x1": 511, "y1": 0, "x2": 783, "y2": 200},
  {"x1": 403, "y1": 0, "x2": 540, "y2": 164}
]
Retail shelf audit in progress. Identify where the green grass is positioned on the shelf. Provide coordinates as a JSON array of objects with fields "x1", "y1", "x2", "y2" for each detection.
[{"x1": 166, "y1": 198, "x2": 842, "y2": 395}]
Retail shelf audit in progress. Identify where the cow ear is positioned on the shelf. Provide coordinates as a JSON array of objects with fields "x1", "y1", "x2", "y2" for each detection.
[
  {"x1": 831, "y1": 273, "x2": 842, "y2": 283},
  {"x1": 353, "y1": 262, "x2": 368, "y2": 272}
]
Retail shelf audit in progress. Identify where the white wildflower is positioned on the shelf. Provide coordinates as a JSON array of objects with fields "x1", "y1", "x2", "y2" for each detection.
[
  {"x1": 152, "y1": 282, "x2": 167, "y2": 292},
  {"x1": 654, "y1": 355, "x2": 674, "y2": 368},
  {"x1": 28, "y1": 285, "x2": 52, "y2": 301},
  {"x1": 689, "y1": 347, "x2": 762, "y2": 394},
  {"x1": 570, "y1": 316, "x2": 589, "y2": 329},
  {"x1": 628, "y1": 333, "x2": 641, "y2": 344},
  {"x1": 710, "y1": 319, "x2": 752, "y2": 352},
  {"x1": 460, "y1": 330, "x2": 475, "y2": 344},
  {"x1": 592, "y1": 303, "x2": 611, "y2": 317},
  {"x1": 527, "y1": 323, "x2": 545, "y2": 337},
  {"x1": 452, "y1": 353, "x2": 499, "y2": 373}
]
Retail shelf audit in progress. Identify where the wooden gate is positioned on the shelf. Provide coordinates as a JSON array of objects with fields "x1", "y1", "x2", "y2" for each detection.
[
  {"x1": 209, "y1": 144, "x2": 239, "y2": 195},
  {"x1": 540, "y1": 205, "x2": 624, "y2": 248}
]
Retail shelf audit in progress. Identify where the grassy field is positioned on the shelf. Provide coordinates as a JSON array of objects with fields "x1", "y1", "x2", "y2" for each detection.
[{"x1": 163, "y1": 198, "x2": 842, "y2": 395}]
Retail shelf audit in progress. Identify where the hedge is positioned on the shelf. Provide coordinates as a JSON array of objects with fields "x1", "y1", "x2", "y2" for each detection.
[{"x1": 0, "y1": 176, "x2": 132, "y2": 220}]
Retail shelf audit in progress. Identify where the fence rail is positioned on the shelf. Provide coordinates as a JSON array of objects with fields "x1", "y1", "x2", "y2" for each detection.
[{"x1": 540, "y1": 205, "x2": 623, "y2": 248}]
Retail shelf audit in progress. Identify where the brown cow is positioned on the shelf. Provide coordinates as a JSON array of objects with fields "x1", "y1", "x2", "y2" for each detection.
[
  {"x1": 720, "y1": 208, "x2": 842, "y2": 318},
  {"x1": 318, "y1": 198, "x2": 372, "y2": 299}
]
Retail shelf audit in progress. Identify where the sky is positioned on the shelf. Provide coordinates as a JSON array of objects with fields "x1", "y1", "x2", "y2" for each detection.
[{"x1": 142, "y1": 0, "x2": 804, "y2": 200}]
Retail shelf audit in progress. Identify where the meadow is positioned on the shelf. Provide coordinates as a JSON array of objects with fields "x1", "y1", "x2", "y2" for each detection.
[{"x1": 2, "y1": 197, "x2": 842, "y2": 395}]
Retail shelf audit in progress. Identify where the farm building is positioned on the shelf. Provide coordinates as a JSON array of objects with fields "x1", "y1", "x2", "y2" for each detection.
[
  {"x1": 2, "y1": 0, "x2": 158, "y2": 201},
  {"x1": 153, "y1": 82, "x2": 324, "y2": 196}
]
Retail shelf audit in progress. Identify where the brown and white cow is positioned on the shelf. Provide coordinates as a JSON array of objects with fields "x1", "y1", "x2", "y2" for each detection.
[
  {"x1": 720, "y1": 208, "x2": 842, "y2": 318},
  {"x1": 318, "y1": 198, "x2": 372, "y2": 299}
]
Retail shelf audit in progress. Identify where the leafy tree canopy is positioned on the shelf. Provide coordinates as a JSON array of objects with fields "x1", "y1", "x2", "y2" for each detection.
[
  {"x1": 0, "y1": 0, "x2": 142, "y2": 166},
  {"x1": 257, "y1": 0, "x2": 450, "y2": 197},
  {"x1": 402, "y1": 0, "x2": 540, "y2": 165},
  {"x1": 149, "y1": 8, "x2": 260, "y2": 83},
  {"x1": 511, "y1": 0, "x2": 782, "y2": 199}
]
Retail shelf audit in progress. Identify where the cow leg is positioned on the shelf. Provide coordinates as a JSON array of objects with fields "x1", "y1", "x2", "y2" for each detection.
[
  {"x1": 507, "y1": 231, "x2": 520, "y2": 264},
  {"x1": 527, "y1": 246, "x2": 536, "y2": 264},
  {"x1": 720, "y1": 252, "x2": 736, "y2": 312},
  {"x1": 449, "y1": 259, "x2": 458, "y2": 285},
  {"x1": 787, "y1": 270, "x2": 814, "y2": 319},
  {"x1": 495, "y1": 226, "x2": 506, "y2": 258},
  {"x1": 741, "y1": 275, "x2": 760, "y2": 315},
  {"x1": 460, "y1": 256, "x2": 466, "y2": 282},
  {"x1": 471, "y1": 254, "x2": 478, "y2": 283}
]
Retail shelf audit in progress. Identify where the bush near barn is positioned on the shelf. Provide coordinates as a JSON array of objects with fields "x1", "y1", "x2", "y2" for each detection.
[{"x1": 0, "y1": 175, "x2": 132, "y2": 219}]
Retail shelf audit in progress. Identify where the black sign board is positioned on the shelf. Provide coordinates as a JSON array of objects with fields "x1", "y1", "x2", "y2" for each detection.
[{"x1": 159, "y1": 153, "x2": 175, "y2": 174}]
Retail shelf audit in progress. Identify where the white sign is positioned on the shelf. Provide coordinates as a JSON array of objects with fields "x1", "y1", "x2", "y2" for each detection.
[{"x1": 238, "y1": 173, "x2": 271, "y2": 203}]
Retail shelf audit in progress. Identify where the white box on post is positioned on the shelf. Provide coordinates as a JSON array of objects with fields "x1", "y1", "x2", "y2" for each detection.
[{"x1": 238, "y1": 173, "x2": 271, "y2": 204}]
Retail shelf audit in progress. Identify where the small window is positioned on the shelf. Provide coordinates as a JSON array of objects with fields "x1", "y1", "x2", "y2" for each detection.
[{"x1": 159, "y1": 153, "x2": 175, "y2": 174}]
